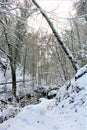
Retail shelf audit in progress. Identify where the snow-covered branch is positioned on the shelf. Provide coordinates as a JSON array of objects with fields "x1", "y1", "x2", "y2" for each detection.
[{"x1": 75, "y1": 64, "x2": 87, "y2": 80}]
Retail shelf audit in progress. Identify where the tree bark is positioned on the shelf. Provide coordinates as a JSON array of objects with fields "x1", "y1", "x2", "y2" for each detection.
[{"x1": 32, "y1": 0, "x2": 79, "y2": 72}]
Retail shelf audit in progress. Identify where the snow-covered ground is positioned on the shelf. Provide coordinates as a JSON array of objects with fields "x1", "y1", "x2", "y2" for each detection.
[{"x1": 0, "y1": 65, "x2": 87, "y2": 130}]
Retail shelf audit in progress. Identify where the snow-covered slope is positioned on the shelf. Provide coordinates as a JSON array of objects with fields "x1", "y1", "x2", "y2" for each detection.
[{"x1": 0, "y1": 65, "x2": 87, "y2": 130}]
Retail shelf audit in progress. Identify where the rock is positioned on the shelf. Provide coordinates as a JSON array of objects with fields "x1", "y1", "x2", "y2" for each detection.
[{"x1": 47, "y1": 90, "x2": 57, "y2": 99}]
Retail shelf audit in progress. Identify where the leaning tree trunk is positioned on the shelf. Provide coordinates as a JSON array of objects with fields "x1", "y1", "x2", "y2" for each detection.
[{"x1": 32, "y1": 0, "x2": 79, "y2": 72}]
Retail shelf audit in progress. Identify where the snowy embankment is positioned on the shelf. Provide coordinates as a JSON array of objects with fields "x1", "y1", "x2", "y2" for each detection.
[{"x1": 0, "y1": 65, "x2": 87, "y2": 130}]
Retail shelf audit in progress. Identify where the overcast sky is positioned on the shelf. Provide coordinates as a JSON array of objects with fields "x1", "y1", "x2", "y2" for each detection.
[
  {"x1": 27, "y1": 0, "x2": 75, "y2": 32},
  {"x1": 37, "y1": 0, "x2": 73, "y2": 17}
]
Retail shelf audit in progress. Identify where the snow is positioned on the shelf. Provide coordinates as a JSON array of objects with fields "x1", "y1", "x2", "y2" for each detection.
[
  {"x1": 0, "y1": 65, "x2": 87, "y2": 130},
  {"x1": 0, "y1": 98, "x2": 86, "y2": 130}
]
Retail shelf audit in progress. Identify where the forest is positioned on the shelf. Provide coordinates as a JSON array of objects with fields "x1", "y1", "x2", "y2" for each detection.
[{"x1": 0, "y1": 0, "x2": 87, "y2": 130}]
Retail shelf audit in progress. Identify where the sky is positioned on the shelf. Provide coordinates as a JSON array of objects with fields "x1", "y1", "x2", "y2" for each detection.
[
  {"x1": 27, "y1": 0, "x2": 75, "y2": 32},
  {"x1": 15, "y1": 0, "x2": 74, "y2": 16},
  {"x1": 37, "y1": 0, "x2": 73, "y2": 17}
]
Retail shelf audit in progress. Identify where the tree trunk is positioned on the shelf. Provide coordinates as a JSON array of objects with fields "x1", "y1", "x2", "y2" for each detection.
[
  {"x1": 0, "y1": 18, "x2": 17, "y2": 98},
  {"x1": 4, "y1": 31, "x2": 17, "y2": 98},
  {"x1": 23, "y1": 46, "x2": 27, "y2": 87},
  {"x1": 11, "y1": 65, "x2": 16, "y2": 97},
  {"x1": 32, "y1": 0, "x2": 79, "y2": 72}
]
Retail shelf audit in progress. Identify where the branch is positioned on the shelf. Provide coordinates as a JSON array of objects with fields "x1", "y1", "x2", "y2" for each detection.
[
  {"x1": 0, "y1": 79, "x2": 32, "y2": 86},
  {"x1": 32, "y1": 0, "x2": 79, "y2": 72},
  {"x1": 0, "y1": 47, "x2": 11, "y2": 60},
  {"x1": 75, "y1": 64, "x2": 87, "y2": 80}
]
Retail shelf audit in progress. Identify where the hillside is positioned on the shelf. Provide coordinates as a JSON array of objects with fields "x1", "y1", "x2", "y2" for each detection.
[{"x1": 0, "y1": 65, "x2": 86, "y2": 130}]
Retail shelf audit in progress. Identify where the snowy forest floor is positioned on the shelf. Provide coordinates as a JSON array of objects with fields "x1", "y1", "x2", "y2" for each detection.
[{"x1": 0, "y1": 65, "x2": 87, "y2": 130}]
